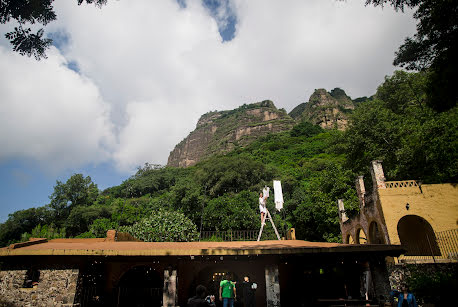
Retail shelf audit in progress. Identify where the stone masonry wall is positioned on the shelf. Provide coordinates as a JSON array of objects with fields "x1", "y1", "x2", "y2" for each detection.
[
  {"x1": 387, "y1": 262, "x2": 457, "y2": 290},
  {"x1": 0, "y1": 269, "x2": 79, "y2": 307}
]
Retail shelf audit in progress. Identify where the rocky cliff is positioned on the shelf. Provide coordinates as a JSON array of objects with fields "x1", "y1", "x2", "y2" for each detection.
[
  {"x1": 167, "y1": 100, "x2": 295, "y2": 167},
  {"x1": 289, "y1": 88, "x2": 355, "y2": 130}
]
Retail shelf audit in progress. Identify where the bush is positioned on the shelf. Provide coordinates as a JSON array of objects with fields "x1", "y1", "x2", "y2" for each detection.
[
  {"x1": 406, "y1": 265, "x2": 457, "y2": 306},
  {"x1": 119, "y1": 209, "x2": 199, "y2": 242}
]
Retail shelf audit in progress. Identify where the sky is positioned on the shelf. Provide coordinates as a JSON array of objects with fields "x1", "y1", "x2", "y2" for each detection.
[{"x1": 0, "y1": 0, "x2": 416, "y2": 222}]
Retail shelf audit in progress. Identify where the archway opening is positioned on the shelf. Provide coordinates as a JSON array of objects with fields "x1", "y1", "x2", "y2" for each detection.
[
  {"x1": 188, "y1": 265, "x2": 242, "y2": 300},
  {"x1": 347, "y1": 234, "x2": 355, "y2": 244},
  {"x1": 397, "y1": 215, "x2": 440, "y2": 256},
  {"x1": 368, "y1": 221, "x2": 385, "y2": 244},
  {"x1": 356, "y1": 228, "x2": 367, "y2": 244},
  {"x1": 117, "y1": 266, "x2": 162, "y2": 307}
]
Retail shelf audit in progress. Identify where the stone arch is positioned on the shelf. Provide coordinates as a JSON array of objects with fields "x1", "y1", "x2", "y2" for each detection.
[
  {"x1": 397, "y1": 215, "x2": 440, "y2": 256},
  {"x1": 116, "y1": 265, "x2": 163, "y2": 307},
  {"x1": 368, "y1": 221, "x2": 385, "y2": 244},
  {"x1": 347, "y1": 234, "x2": 355, "y2": 244},
  {"x1": 355, "y1": 228, "x2": 367, "y2": 244}
]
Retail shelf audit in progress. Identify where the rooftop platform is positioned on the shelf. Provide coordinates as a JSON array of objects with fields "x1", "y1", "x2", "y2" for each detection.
[{"x1": 0, "y1": 237, "x2": 404, "y2": 257}]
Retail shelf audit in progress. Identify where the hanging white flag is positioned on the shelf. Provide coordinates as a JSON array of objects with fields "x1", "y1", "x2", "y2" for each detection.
[
  {"x1": 262, "y1": 186, "x2": 270, "y2": 198},
  {"x1": 273, "y1": 180, "x2": 283, "y2": 211}
]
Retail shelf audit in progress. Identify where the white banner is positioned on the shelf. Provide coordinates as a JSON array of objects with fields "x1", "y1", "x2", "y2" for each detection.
[
  {"x1": 262, "y1": 186, "x2": 270, "y2": 198},
  {"x1": 273, "y1": 180, "x2": 283, "y2": 211}
]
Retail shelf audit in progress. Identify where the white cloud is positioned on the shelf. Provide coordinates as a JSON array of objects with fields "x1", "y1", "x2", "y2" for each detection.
[
  {"x1": 0, "y1": 46, "x2": 114, "y2": 173},
  {"x1": 0, "y1": 0, "x2": 417, "y2": 174}
]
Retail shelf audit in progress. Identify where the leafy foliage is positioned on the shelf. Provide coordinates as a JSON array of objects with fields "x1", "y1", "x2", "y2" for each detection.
[
  {"x1": 49, "y1": 174, "x2": 99, "y2": 226},
  {"x1": 0, "y1": 0, "x2": 107, "y2": 59},
  {"x1": 20, "y1": 224, "x2": 66, "y2": 242},
  {"x1": 202, "y1": 191, "x2": 258, "y2": 231},
  {"x1": 345, "y1": 71, "x2": 458, "y2": 183},
  {"x1": 0, "y1": 207, "x2": 51, "y2": 245},
  {"x1": 65, "y1": 205, "x2": 112, "y2": 237},
  {"x1": 365, "y1": 0, "x2": 458, "y2": 111},
  {"x1": 119, "y1": 209, "x2": 199, "y2": 242},
  {"x1": 406, "y1": 265, "x2": 457, "y2": 305},
  {"x1": 290, "y1": 160, "x2": 358, "y2": 242},
  {"x1": 290, "y1": 121, "x2": 324, "y2": 137}
]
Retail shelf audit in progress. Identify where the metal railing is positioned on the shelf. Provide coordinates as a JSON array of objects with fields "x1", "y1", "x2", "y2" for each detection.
[
  {"x1": 385, "y1": 180, "x2": 418, "y2": 188},
  {"x1": 199, "y1": 230, "x2": 260, "y2": 241},
  {"x1": 398, "y1": 228, "x2": 458, "y2": 263}
]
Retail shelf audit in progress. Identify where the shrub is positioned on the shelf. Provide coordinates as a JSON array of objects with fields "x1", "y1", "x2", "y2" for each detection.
[{"x1": 119, "y1": 209, "x2": 199, "y2": 242}]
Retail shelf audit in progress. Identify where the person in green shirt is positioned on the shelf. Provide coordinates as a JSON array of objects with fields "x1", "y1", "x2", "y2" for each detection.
[{"x1": 219, "y1": 272, "x2": 236, "y2": 307}]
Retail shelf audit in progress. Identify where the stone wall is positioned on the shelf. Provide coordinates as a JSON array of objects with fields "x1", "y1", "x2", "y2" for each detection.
[
  {"x1": 0, "y1": 268, "x2": 79, "y2": 307},
  {"x1": 387, "y1": 262, "x2": 457, "y2": 290},
  {"x1": 338, "y1": 161, "x2": 390, "y2": 245}
]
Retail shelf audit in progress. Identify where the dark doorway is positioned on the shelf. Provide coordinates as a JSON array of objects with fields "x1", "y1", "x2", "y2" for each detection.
[
  {"x1": 397, "y1": 215, "x2": 440, "y2": 256},
  {"x1": 116, "y1": 265, "x2": 162, "y2": 307}
]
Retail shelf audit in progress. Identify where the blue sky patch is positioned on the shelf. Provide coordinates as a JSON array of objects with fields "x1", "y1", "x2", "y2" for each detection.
[
  {"x1": 177, "y1": 0, "x2": 237, "y2": 41},
  {"x1": 0, "y1": 160, "x2": 129, "y2": 223},
  {"x1": 66, "y1": 60, "x2": 80, "y2": 73},
  {"x1": 47, "y1": 30, "x2": 71, "y2": 52}
]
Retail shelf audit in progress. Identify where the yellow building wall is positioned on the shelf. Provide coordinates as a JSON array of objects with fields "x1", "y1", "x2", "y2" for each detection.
[{"x1": 379, "y1": 183, "x2": 458, "y2": 245}]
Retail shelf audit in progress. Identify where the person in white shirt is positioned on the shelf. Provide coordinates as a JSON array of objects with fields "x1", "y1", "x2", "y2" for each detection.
[{"x1": 259, "y1": 192, "x2": 267, "y2": 224}]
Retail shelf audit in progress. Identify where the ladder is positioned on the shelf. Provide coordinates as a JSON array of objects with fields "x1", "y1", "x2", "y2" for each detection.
[{"x1": 257, "y1": 208, "x2": 281, "y2": 241}]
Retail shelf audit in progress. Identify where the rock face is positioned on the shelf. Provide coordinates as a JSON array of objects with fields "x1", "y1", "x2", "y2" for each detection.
[
  {"x1": 167, "y1": 100, "x2": 295, "y2": 167},
  {"x1": 289, "y1": 88, "x2": 355, "y2": 130}
]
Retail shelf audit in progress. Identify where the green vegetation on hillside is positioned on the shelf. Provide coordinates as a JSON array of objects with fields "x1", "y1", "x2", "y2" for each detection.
[{"x1": 0, "y1": 70, "x2": 456, "y2": 247}]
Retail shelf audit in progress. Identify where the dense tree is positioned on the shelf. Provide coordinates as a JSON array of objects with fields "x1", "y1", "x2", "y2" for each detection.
[
  {"x1": 290, "y1": 121, "x2": 324, "y2": 138},
  {"x1": 0, "y1": 206, "x2": 51, "y2": 246},
  {"x1": 119, "y1": 209, "x2": 199, "y2": 242},
  {"x1": 195, "y1": 156, "x2": 274, "y2": 197},
  {"x1": 345, "y1": 71, "x2": 458, "y2": 183},
  {"x1": 88, "y1": 218, "x2": 117, "y2": 237},
  {"x1": 375, "y1": 70, "x2": 427, "y2": 113},
  {"x1": 20, "y1": 223, "x2": 66, "y2": 242},
  {"x1": 65, "y1": 205, "x2": 112, "y2": 236},
  {"x1": 365, "y1": 0, "x2": 458, "y2": 111},
  {"x1": 290, "y1": 160, "x2": 358, "y2": 242},
  {"x1": 49, "y1": 174, "x2": 99, "y2": 226},
  {"x1": 202, "y1": 191, "x2": 258, "y2": 231},
  {"x1": 0, "y1": 0, "x2": 107, "y2": 59}
]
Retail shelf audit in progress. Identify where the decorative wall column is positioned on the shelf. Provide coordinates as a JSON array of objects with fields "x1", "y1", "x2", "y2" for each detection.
[
  {"x1": 371, "y1": 160, "x2": 386, "y2": 190},
  {"x1": 163, "y1": 268, "x2": 177, "y2": 307},
  {"x1": 355, "y1": 175, "x2": 366, "y2": 207},
  {"x1": 265, "y1": 264, "x2": 281, "y2": 307},
  {"x1": 337, "y1": 199, "x2": 348, "y2": 223}
]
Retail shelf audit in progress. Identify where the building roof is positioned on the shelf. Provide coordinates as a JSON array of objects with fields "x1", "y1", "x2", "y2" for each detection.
[{"x1": 0, "y1": 237, "x2": 404, "y2": 257}]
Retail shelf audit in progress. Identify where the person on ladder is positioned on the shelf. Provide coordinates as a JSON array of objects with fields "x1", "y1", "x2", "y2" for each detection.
[{"x1": 258, "y1": 192, "x2": 267, "y2": 225}]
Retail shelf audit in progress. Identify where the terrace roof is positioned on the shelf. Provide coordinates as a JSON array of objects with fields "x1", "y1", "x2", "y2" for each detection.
[{"x1": 0, "y1": 237, "x2": 404, "y2": 257}]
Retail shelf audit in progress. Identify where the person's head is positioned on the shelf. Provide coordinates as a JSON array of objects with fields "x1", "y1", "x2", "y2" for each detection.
[
  {"x1": 196, "y1": 285, "x2": 207, "y2": 298},
  {"x1": 400, "y1": 284, "x2": 409, "y2": 293},
  {"x1": 244, "y1": 276, "x2": 250, "y2": 282},
  {"x1": 259, "y1": 192, "x2": 263, "y2": 197},
  {"x1": 226, "y1": 272, "x2": 232, "y2": 280}
]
